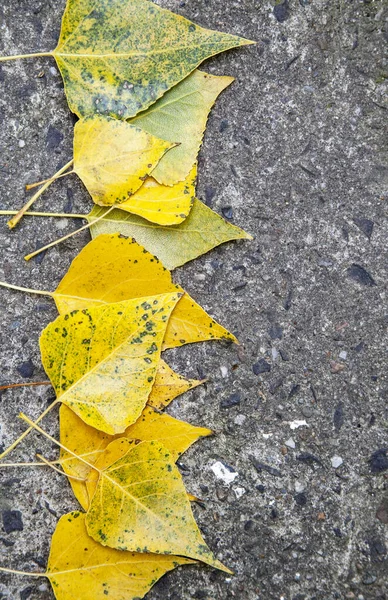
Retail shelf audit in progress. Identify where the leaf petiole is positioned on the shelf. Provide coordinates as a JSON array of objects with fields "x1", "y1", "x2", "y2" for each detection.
[
  {"x1": 0, "y1": 381, "x2": 51, "y2": 391},
  {"x1": 0, "y1": 566, "x2": 45, "y2": 577},
  {"x1": 0, "y1": 209, "x2": 86, "y2": 218},
  {"x1": 0, "y1": 51, "x2": 53, "y2": 62},
  {"x1": 19, "y1": 413, "x2": 99, "y2": 473},
  {"x1": 36, "y1": 453, "x2": 85, "y2": 481},
  {"x1": 24, "y1": 206, "x2": 115, "y2": 261},
  {"x1": 26, "y1": 169, "x2": 75, "y2": 191},
  {"x1": 0, "y1": 399, "x2": 60, "y2": 461},
  {"x1": 0, "y1": 281, "x2": 53, "y2": 297},
  {"x1": 8, "y1": 159, "x2": 74, "y2": 229}
]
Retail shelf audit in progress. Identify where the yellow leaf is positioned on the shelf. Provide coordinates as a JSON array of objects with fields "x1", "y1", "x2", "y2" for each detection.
[
  {"x1": 40, "y1": 293, "x2": 180, "y2": 434},
  {"x1": 148, "y1": 359, "x2": 203, "y2": 410},
  {"x1": 52, "y1": 233, "x2": 236, "y2": 349},
  {"x1": 46, "y1": 511, "x2": 192, "y2": 600},
  {"x1": 73, "y1": 116, "x2": 174, "y2": 206},
  {"x1": 88, "y1": 199, "x2": 253, "y2": 270},
  {"x1": 59, "y1": 394, "x2": 210, "y2": 511},
  {"x1": 53, "y1": 0, "x2": 253, "y2": 119},
  {"x1": 118, "y1": 164, "x2": 197, "y2": 225},
  {"x1": 85, "y1": 439, "x2": 231, "y2": 572},
  {"x1": 131, "y1": 71, "x2": 233, "y2": 185}
]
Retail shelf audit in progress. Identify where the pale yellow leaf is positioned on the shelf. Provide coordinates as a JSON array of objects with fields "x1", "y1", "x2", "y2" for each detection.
[{"x1": 131, "y1": 71, "x2": 233, "y2": 185}]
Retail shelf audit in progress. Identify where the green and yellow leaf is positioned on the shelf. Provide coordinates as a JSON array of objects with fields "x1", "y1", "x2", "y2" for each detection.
[
  {"x1": 74, "y1": 116, "x2": 174, "y2": 206},
  {"x1": 52, "y1": 233, "x2": 237, "y2": 349},
  {"x1": 59, "y1": 401, "x2": 211, "y2": 510},
  {"x1": 47, "y1": 511, "x2": 193, "y2": 600},
  {"x1": 40, "y1": 293, "x2": 180, "y2": 434},
  {"x1": 131, "y1": 71, "x2": 233, "y2": 185},
  {"x1": 88, "y1": 201, "x2": 252, "y2": 270},
  {"x1": 54, "y1": 0, "x2": 253, "y2": 119},
  {"x1": 85, "y1": 439, "x2": 231, "y2": 572}
]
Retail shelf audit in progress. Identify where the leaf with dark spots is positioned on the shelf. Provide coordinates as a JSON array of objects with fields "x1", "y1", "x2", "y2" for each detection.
[
  {"x1": 53, "y1": 0, "x2": 253, "y2": 119},
  {"x1": 40, "y1": 293, "x2": 180, "y2": 434},
  {"x1": 52, "y1": 234, "x2": 236, "y2": 349},
  {"x1": 85, "y1": 439, "x2": 231, "y2": 571},
  {"x1": 45, "y1": 512, "x2": 193, "y2": 600}
]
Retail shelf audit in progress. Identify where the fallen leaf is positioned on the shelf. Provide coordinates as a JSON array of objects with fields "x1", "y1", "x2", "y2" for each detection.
[
  {"x1": 73, "y1": 116, "x2": 174, "y2": 206},
  {"x1": 118, "y1": 164, "x2": 197, "y2": 225},
  {"x1": 88, "y1": 200, "x2": 252, "y2": 270},
  {"x1": 46, "y1": 511, "x2": 192, "y2": 600},
  {"x1": 52, "y1": 233, "x2": 237, "y2": 349},
  {"x1": 131, "y1": 71, "x2": 233, "y2": 185},
  {"x1": 85, "y1": 438, "x2": 231, "y2": 572},
  {"x1": 40, "y1": 293, "x2": 180, "y2": 434},
  {"x1": 59, "y1": 402, "x2": 211, "y2": 510},
  {"x1": 54, "y1": 0, "x2": 253, "y2": 119},
  {"x1": 147, "y1": 359, "x2": 203, "y2": 410}
]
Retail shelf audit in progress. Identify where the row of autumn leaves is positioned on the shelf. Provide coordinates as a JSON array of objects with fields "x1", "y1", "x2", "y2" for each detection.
[{"x1": 0, "y1": 0, "x2": 254, "y2": 597}]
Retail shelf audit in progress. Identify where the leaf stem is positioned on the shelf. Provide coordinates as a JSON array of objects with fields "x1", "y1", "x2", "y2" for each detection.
[
  {"x1": 0, "y1": 566, "x2": 45, "y2": 577},
  {"x1": 8, "y1": 159, "x2": 74, "y2": 229},
  {"x1": 0, "y1": 51, "x2": 53, "y2": 62},
  {"x1": 0, "y1": 281, "x2": 53, "y2": 297},
  {"x1": 36, "y1": 453, "x2": 85, "y2": 481},
  {"x1": 24, "y1": 206, "x2": 115, "y2": 261},
  {"x1": 19, "y1": 413, "x2": 99, "y2": 472},
  {"x1": 26, "y1": 170, "x2": 75, "y2": 191},
  {"x1": 0, "y1": 399, "x2": 59, "y2": 461},
  {"x1": 0, "y1": 381, "x2": 51, "y2": 391},
  {"x1": 0, "y1": 210, "x2": 86, "y2": 219}
]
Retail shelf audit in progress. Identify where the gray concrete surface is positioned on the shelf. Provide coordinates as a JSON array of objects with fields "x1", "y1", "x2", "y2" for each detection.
[{"x1": 0, "y1": 0, "x2": 387, "y2": 599}]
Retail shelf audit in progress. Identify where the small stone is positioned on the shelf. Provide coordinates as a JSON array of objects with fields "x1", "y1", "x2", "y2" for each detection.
[
  {"x1": 273, "y1": 0, "x2": 289, "y2": 22},
  {"x1": 49, "y1": 66, "x2": 59, "y2": 76},
  {"x1": 330, "y1": 361, "x2": 345, "y2": 373},
  {"x1": 376, "y1": 496, "x2": 388, "y2": 524},
  {"x1": 2, "y1": 510, "x2": 23, "y2": 534},
  {"x1": 20, "y1": 587, "x2": 34, "y2": 600},
  {"x1": 369, "y1": 449, "x2": 388, "y2": 474},
  {"x1": 331, "y1": 456, "x2": 343, "y2": 468},
  {"x1": 46, "y1": 125, "x2": 64, "y2": 150},
  {"x1": 280, "y1": 446, "x2": 288, "y2": 456},
  {"x1": 346, "y1": 264, "x2": 376, "y2": 287},
  {"x1": 256, "y1": 484, "x2": 265, "y2": 493},
  {"x1": 295, "y1": 493, "x2": 307, "y2": 506},
  {"x1": 333, "y1": 403, "x2": 344, "y2": 431},
  {"x1": 279, "y1": 348, "x2": 290, "y2": 361},
  {"x1": 339, "y1": 351, "x2": 347, "y2": 360},
  {"x1": 353, "y1": 217, "x2": 374, "y2": 239},
  {"x1": 294, "y1": 572, "x2": 301, "y2": 582},
  {"x1": 250, "y1": 457, "x2": 282, "y2": 477},
  {"x1": 234, "y1": 414, "x2": 246, "y2": 426},
  {"x1": 285, "y1": 438, "x2": 296, "y2": 449},
  {"x1": 17, "y1": 360, "x2": 35, "y2": 379},
  {"x1": 221, "y1": 206, "x2": 233, "y2": 220},
  {"x1": 219, "y1": 119, "x2": 229, "y2": 133},
  {"x1": 220, "y1": 366, "x2": 228, "y2": 378},
  {"x1": 294, "y1": 481, "x2": 305, "y2": 493},
  {"x1": 18, "y1": 139, "x2": 25, "y2": 148},
  {"x1": 220, "y1": 392, "x2": 241, "y2": 409},
  {"x1": 317, "y1": 512, "x2": 326, "y2": 521},
  {"x1": 302, "y1": 406, "x2": 313, "y2": 418},
  {"x1": 252, "y1": 359, "x2": 271, "y2": 375},
  {"x1": 269, "y1": 377, "x2": 283, "y2": 394},
  {"x1": 268, "y1": 323, "x2": 283, "y2": 340},
  {"x1": 362, "y1": 573, "x2": 377, "y2": 585},
  {"x1": 204, "y1": 186, "x2": 216, "y2": 205},
  {"x1": 288, "y1": 384, "x2": 300, "y2": 399}
]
